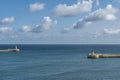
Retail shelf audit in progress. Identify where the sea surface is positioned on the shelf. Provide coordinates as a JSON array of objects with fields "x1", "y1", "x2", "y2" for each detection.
[{"x1": 0, "y1": 44, "x2": 120, "y2": 80}]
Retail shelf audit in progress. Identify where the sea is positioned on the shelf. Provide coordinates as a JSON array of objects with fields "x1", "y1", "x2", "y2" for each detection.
[{"x1": 0, "y1": 44, "x2": 120, "y2": 80}]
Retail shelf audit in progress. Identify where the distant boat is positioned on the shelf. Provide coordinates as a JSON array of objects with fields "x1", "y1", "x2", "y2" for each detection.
[{"x1": 0, "y1": 46, "x2": 20, "y2": 52}]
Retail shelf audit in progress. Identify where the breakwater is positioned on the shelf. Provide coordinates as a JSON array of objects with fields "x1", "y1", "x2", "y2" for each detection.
[
  {"x1": 0, "y1": 46, "x2": 20, "y2": 52},
  {"x1": 88, "y1": 51, "x2": 120, "y2": 59}
]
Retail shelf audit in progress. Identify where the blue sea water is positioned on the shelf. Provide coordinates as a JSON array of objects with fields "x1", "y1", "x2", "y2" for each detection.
[{"x1": 0, "y1": 44, "x2": 120, "y2": 80}]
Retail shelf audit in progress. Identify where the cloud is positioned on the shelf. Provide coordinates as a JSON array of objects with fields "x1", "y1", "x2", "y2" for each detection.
[
  {"x1": 104, "y1": 28, "x2": 120, "y2": 34},
  {"x1": 32, "y1": 16, "x2": 57, "y2": 33},
  {"x1": 62, "y1": 27, "x2": 73, "y2": 33},
  {"x1": 29, "y1": 3, "x2": 45, "y2": 12},
  {"x1": 32, "y1": 25, "x2": 42, "y2": 33},
  {"x1": 96, "y1": 0, "x2": 100, "y2": 6},
  {"x1": 0, "y1": 27, "x2": 13, "y2": 33},
  {"x1": 0, "y1": 16, "x2": 15, "y2": 25},
  {"x1": 20, "y1": 25, "x2": 31, "y2": 32},
  {"x1": 73, "y1": 4, "x2": 118, "y2": 29},
  {"x1": 54, "y1": 0, "x2": 93, "y2": 17},
  {"x1": 41, "y1": 16, "x2": 54, "y2": 30}
]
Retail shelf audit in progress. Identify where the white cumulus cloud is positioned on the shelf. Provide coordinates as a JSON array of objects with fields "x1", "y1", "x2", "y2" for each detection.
[
  {"x1": 32, "y1": 16, "x2": 57, "y2": 33},
  {"x1": 41, "y1": 16, "x2": 53, "y2": 30},
  {"x1": 104, "y1": 28, "x2": 120, "y2": 34},
  {"x1": 0, "y1": 27, "x2": 13, "y2": 33},
  {"x1": 29, "y1": 3, "x2": 45, "y2": 12},
  {"x1": 0, "y1": 16, "x2": 15, "y2": 25},
  {"x1": 73, "y1": 4, "x2": 118, "y2": 29},
  {"x1": 54, "y1": 0, "x2": 93, "y2": 17},
  {"x1": 20, "y1": 25, "x2": 31, "y2": 32}
]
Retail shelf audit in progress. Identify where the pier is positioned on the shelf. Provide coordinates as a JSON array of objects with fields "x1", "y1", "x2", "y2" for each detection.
[
  {"x1": 87, "y1": 51, "x2": 120, "y2": 59},
  {"x1": 0, "y1": 46, "x2": 20, "y2": 52}
]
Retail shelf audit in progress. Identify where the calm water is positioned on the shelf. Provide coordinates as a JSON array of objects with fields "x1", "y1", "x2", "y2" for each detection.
[{"x1": 0, "y1": 44, "x2": 120, "y2": 80}]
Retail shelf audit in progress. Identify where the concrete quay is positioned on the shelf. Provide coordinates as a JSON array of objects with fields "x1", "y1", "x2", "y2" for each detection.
[
  {"x1": 87, "y1": 51, "x2": 120, "y2": 59},
  {"x1": 0, "y1": 46, "x2": 20, "y2": 52}
]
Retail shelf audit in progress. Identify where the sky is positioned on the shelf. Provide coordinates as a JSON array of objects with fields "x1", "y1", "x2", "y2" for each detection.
[{"x1": 0, "y1": 0, "x2": 120, "y2": 44}]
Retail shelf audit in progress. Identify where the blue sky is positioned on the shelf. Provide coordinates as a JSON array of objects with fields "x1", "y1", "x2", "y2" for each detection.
[{"x1": 0, "y1": 0, "x2": 120, "y2": 44}]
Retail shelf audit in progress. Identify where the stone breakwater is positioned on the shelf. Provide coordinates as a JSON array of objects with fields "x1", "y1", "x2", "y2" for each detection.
[
  {"x1": 88, "y1": 52, "x2": 120, "y2": 59},
  {"x1": 0, "y1": 46, "x2": 20, "y2": 52}
]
